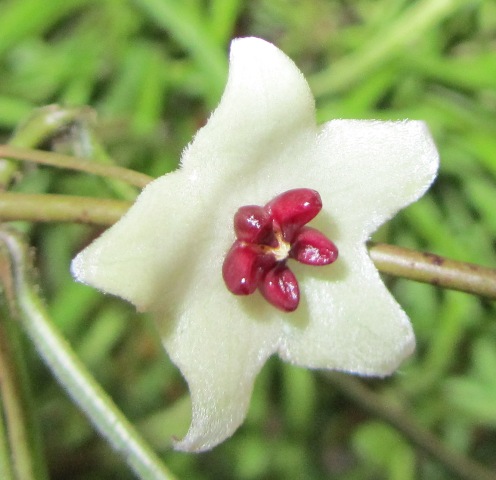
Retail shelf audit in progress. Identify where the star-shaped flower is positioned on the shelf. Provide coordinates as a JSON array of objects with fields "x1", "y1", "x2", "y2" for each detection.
[{"x1": 71, "y1": 37, "x2": 439, "y2": 452}]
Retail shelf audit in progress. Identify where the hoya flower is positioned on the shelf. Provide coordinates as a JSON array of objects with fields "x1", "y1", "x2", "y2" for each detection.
[{"x1": 71, "y1": 37, "x2": 439, "y2": 452}]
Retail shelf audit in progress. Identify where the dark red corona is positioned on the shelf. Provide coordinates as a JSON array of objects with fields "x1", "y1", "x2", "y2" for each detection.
[{"x1": 222, "y1": 189, "x2": 338, "y2": 312}]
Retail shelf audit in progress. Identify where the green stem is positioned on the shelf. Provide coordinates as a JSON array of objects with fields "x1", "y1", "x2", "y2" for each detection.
[
  {"x1": 0, "y1": 326, "x2": 35, "y2": 480},
  {"x1": 0, "y1": 230, "x2": 177, "y2": 480},
  {"x1": 0, "y1": 397, "x2": 14, "y2": 480},
  {"x1": 0, "y1": 145, "x2": 152, "y2": 189},
  {"x1": 0, "y1": 105, "x2": 91, "y2": 189},
  {"x1": 0, "y1": 304, "x2": 48, "y2": 480},
  {"x1": 62, "y1": 112, "x2": 141, "y2": 200},
  {"x1": 326, "y1": 372, "x2": 496, "y2": 480},
  {"x1": 1, "y1": 192, "x2": 495, "y2": 301},
  {"x1": 9, "y1": 106, "x2": 90, "y2": 149},
  {"x1": 0, "y1": 193, "x2": 131, "y2": 226},
  {"x1": 369, "y1": 242, "x2": 496, "y2": 300}
]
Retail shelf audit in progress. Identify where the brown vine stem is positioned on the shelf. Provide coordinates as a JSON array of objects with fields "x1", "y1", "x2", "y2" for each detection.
[
  {"x1": 369, "y1": 242, "x2": 496, "y2": 300},
  {"x1": 0, "y1": 193, "x2": 495, "y2": 301},
  {"x1": 0, "y1": 193, "x2": 131, "y2": 226},
  {"x1": 326, "y1": 372, "x2": 496, "y2": 480},
  {"x1": 0, "y1": 145, "x2": 153, "y2": 189}
]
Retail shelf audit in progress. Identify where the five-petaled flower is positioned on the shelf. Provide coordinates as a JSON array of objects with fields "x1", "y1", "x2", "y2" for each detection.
[{"x1": 71, "y1": 37, "x2": 439, "y2": 452}]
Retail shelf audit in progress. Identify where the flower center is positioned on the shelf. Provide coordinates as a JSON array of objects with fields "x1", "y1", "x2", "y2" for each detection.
[
  {"x1": 261, "y1": 230, "x2": 290, "y2": 262},
  {"x1": 222, "y1": 188, "x2": 338, "y2": 312}
]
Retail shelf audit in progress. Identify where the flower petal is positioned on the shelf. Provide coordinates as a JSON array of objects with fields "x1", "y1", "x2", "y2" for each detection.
[
  {"x1": 71, "y1": 37, "x2": 317, "y2": 308},
  {"x1": 70, "y1": 38, "x2": 320, "y2": 452},
  {"x1": 279, "y1": 244, "x2": 414, "y2": 375},
  {"x1": 160, "y1": 288, "x2": 282, "y2": 452},
  {"x1": 180, "y1": 37, "x2": 316, "y2": 176},
  {"x1": 71, "y1": 171, "x2": 214, "y2": 311},
  {"x1": 311, "y1": 119, "x2": 439, "y2": 242}
]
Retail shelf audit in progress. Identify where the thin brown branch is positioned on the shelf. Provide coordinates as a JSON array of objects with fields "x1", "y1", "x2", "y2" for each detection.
[
  {"x1": 0, "y1": 145, "x2": 153, "y2": 189},
  {"x1": 369, "y1": 242, "x2": 496, "y2": 300},
  {"x1": 0, "y1": 193, "x2": 131, "y2": 226},
  {"x1": 1, "y1": 192, "x2": 495, "y2": 301}
]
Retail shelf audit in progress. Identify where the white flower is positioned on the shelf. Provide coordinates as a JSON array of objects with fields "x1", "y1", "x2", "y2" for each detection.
[{"x1": 71, "y1": 37, "x2": 439, "y2": 452}]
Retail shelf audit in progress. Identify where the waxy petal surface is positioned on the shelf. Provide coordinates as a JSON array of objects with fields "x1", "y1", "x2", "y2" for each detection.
[
  {"x1": 279, "y1": 244, "x2": 414, "y2": 374},
  {"x1": 72, "y1": 37, "x2": 439, "y2": 451},
  {"x1": 312, "y1": 119, "x2": 439, "y2": 243},
  {"x1": 162, "y1": 289, "x2": 283, "y2": 451}
]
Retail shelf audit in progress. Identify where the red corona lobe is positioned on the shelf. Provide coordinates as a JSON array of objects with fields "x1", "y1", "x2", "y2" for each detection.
[
  {"x1": 234, "y1": 205, "x2": 273, "y2": 244},
  {"x1": 222, "y1": 242, "x2": 261, "y2": 295},
  {"x1": 259, "y1": 265, "x2": 299, "y2": 312},
  {"x1": 290, "y1": 227, "x2": 339, "y2": 266},
  {"x1": 222, "y1": 188, "x2": 338, "y2": 312},
  {"x1": 265, "y1": 188, "x2": 322, "y2": 241}
]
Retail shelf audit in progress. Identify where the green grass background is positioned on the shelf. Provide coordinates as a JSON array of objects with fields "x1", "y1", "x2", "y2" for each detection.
[{"x1": 1, "y1": 0, "x2": 495, "y2": 478}]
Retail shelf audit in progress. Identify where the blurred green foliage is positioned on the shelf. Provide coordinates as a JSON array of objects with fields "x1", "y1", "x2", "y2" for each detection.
[{"x1": 0, "y1": 0, "x2": 495, "y2": 479}]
